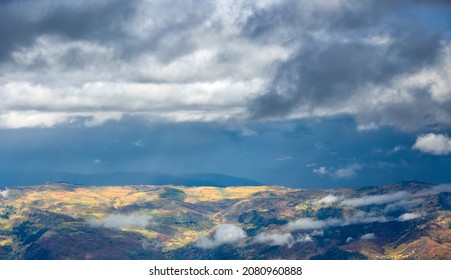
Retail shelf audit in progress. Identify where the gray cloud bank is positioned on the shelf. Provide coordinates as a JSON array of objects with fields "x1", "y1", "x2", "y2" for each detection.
[
  {"x1": 246, "y1": 0, "x2": 451, "y2": 131},
  {"x1": 0, "y1": 0, "x2": 449, "y2": 130}
]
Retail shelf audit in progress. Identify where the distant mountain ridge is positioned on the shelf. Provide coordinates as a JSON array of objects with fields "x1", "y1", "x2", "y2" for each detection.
[{"x1": 0, "y1": 171, "x2": 262, "y2": 187}]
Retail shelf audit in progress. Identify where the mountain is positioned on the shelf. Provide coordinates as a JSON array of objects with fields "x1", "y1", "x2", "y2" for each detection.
[
  {"x1": 0, "y1": 181, "x2": 450, "y2": 260},
  {"x1": 0, "y1": 171, "x2": 262, "y2": 188}
]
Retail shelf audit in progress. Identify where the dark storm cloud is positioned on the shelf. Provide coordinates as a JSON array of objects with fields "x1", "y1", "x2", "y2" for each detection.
[
  {"x1": 0, "y1": 0, "x2": 137, "y2": 61},
  {"x1": 0, "y1": 0, "x2": 215, "y2": 64},
  {"x1": 247, "y1": 0, "x2": 451, "y2": 130},
  {"x1": 1, "y1": 0, "x2": 449, "y2": 130},
  {"x1": 113, "y1": 0, "x2": 215, "y2": 63},
  {"x1": 2, "y1": 1, "x2": 288, "y2": 128},
  {"x1": 250, "y1": 30, "x2": 442, "y2": 118}
]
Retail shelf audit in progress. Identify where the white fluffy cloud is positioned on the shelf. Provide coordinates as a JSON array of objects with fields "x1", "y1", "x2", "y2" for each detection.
[
  {"x1": 339, "y1": 191, "x2": 409, "y2": 207},
  {"x1": 0, "y1": 188, "x2": 9, "y2": 198},
  {"x1": 88, "y1": 213, "x2": 151, "y2": 229},
  {"x1": 360, "y1": 233, "x2": 376, "y2": 240},
  {"x1": 398, "y1": 213, "x2": 422, "y2": 221},
  {"x1": 314, "y1": 194, "x2": 341, "y2": 206},
  {"x1": 196, "y1": 223, "x2": 247, "y2": 249},
  {"x1": 413, "y1": 133, "x2": 451, "y2": 155}
]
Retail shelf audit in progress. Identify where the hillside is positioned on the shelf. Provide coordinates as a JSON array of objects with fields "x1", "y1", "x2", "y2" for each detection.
[{"x1": 0, "y1": 181, "x2": 450, "y2": 260}]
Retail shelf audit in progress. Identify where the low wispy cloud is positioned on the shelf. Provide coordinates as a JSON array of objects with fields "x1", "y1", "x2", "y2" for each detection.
[
  {"x1": 360, "y1": 233, "x2": 376, "y2": 240},
  {"x1": 276, "y1": 155, "x2": 292, "y2": 162},
  {"x1": 141, "y1": 239, "x2": 163, "y2": 251},
  {"x1": 311, "y1": 229, "x2": 324, "y2": 237},
  {"x1": 253, "y1": 232, "x2": 294, "y2": 247},
  {"x1": 253, "y1": 231, "x2": 312, "y2": 248},
  {"x1": 284, "y1": 218, "x2": 341, "y2": 231},
  {"x1": 413, "y1": 133, "x2": 451, "y2": 155},
  {"x1": 345, "y1": 211, "x2": 388, "y2": 224},
  {"x1": 413, "y1": 184, "x2": 451, "y2": 197},
  {"x1": 339, "y1": 191, "x2": 409, "y2": 207},
  {"x1": 133, "y1": 139, "x2": 144, "y2": 147},
  {"x1": 196, "y1": 224, "x2": 247, "y2": 249},
  {"x1": 285, "y1": 211, "x2": 388, "y2": 233},
  {"x1": 88, "y1": 213, "x2": 151, "y2": 229},
  {"x1": 384, "y1": 199, "x2": 424, "y2": 213},
  {"x1": 398, "y1": 213, "x2": 422, "y2": 221}
]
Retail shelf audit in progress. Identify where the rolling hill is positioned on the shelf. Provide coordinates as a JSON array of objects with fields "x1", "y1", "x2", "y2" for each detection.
[{"x1": 0, "y1": 181, "x2": 449, "y2": 259}]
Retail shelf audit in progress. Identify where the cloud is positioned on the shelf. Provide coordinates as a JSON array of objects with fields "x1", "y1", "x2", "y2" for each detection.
[
  {"x1": 0, "y1": 0, "x2": 448, "y2": 131},
  {"x1": 284, "y1": 217, "x2": 340, "y2": 231},
  {"x1": 344, "y1": 211, "x2": 388, "y2": 224},
  {"x1": 398, "y1": 213, "x2": 422, "y2": 221},
  {"x1": 360, "y1": 233, "x2": 376, "y2": 240},
  {"x1": 384, "y1": 199, "x2": 424, "y2": 213},
  {"x1": 383, "y1": 184, "x2": 451, "y2": 212},
  {"x1": 333, "y1": 164, "x2": 362, "y2": 179},
  {"x1": 339, "y1": 191, "x2": 409, "y2": 207},
  {"x1": 196, "y1": 223, "x2": 247, "y2": 249},
  {"x1": 133, "y1": 139, "x2": 144, "y2": 147},
  {"x1": 413, "y1": 184, "x2": 451, "y2": 197},
  {"x1": 141, "y1": 239, "x2": 163, "y2": 251},
  {"x1": 312, "y1": 164, "x2": 362, "y2": 179},
  {"x1": 88, "y1": 213, "x2": 151, "y2": 229},
  {"x1": 413, "y1": 133, "x2": 451, "y2": 155},
  {"x1": 311, "y1": 229, "x2": 324, "y2": 237},
  {"x1": 253, "y1": 232, "x2": 294, "y2": 247},
  {"x1": 0, "y1": 188, "x2": 9, "y2": 198},
  {"x1": 276, "y1": 155, "x2": 292, "y2": 161},
  {"x1": 0, "y1": 0, "x2": 291, "y2": 129},
  {"x1": 246, "y1": 0, "x2": 451, "y2": 130},
  {"x1": 239, "y1": 127, "x2": 258, "y2": 137},
  {"x1": 313, "y1": 167, "x2": 329, "y2": 175},
  {"x1": 295, "y1": 233, "x2": 313, "y2": 243},
  {"x1": 253, "y1": 231, "x2": 313, "y2": 248},
  {"x1": 314, "y1": 194, "x2": 341, "y2": 206},
  {"x1": 285, "y1": 211, "x2": 390, "y2": 233}
]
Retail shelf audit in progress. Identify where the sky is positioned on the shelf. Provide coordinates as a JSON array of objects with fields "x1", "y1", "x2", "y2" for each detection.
[{"x1": 0, "y1": 0, "x2": 451, "y2": 188}]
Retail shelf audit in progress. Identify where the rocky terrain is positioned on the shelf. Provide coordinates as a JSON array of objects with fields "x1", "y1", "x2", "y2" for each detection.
[{"x1": 0, "y1": 181, "x2": 449, "y2": 259}]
